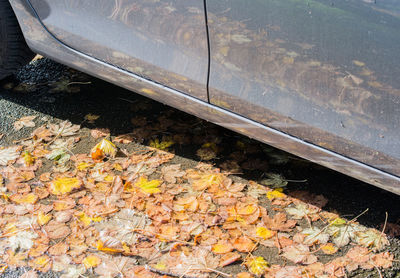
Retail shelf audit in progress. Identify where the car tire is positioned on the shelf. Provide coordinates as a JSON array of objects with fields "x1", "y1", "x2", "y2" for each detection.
[{"x1": 0, "y1": 0, "x2": 35, "y2": 80}]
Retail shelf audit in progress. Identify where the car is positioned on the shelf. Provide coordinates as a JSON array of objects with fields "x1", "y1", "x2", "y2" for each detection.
[{"x1": 1, "y1": 0, "x2": 399, "y2": 194}]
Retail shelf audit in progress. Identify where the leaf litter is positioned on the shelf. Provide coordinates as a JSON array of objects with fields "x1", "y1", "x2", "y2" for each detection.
[{"x1": 0, "y1": 117, "x2": 395, "y2": 278}]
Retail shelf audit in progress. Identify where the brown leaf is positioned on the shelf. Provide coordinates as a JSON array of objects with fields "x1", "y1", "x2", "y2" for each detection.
[
  {"x1": 48, "y1": 242, "x2": 69, "y2": 256},
  {"x1": 219, "y1": 252, "x2": 241, "y2": 267},
  {"x1": 263, "y1": 213, "x2": 297, "y2": 231},
  {"x1": 232, "y1": 237, "x2": 256, "y2": 253},
  {"x1": 44, "y1": 221, "x2": 71, "y2": 239},
  {"x1": 281, "y1": 244, "x2": 317, "y2": 265}
]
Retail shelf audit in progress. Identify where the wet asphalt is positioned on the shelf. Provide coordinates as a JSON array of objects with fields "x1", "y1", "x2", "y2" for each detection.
[{"x1": 0, "y1": 58, "x2": 400, "y2": 277}]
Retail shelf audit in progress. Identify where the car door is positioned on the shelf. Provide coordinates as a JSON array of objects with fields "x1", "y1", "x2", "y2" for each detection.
[
  {"x1": 206, "y1": 0, "x2": 400, "y2": 176},
  {"x1": 27, "y1": 0, "x2": 209, "y2": 101}
]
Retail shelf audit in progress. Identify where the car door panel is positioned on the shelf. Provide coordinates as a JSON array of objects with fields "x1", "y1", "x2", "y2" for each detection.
[
  {"x1": 206, "y1": 0, "x2": 400, "y2": 176},
  {"x1": 28, "y1": 0, "x2": 209, "y2": 101}
]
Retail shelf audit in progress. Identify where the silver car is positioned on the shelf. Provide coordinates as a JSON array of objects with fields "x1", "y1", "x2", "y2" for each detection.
[{"x1": 1, "y1": 0, "x2": 399, "y2": 194}]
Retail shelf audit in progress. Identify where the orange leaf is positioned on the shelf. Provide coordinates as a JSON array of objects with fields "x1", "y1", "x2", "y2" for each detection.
[
  {"x1": 233, "y1": 237, "x2": 256, "y2": 253},
  {"x1": 212, "y1": 241, "x2": 234, "y2": 254}
]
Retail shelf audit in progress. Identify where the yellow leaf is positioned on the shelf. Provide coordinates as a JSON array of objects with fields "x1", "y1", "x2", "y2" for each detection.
[
  {"x1": 154, "y1": 262, "x2": 167, "y2": 271},
  {"x1": 83, "y1": 255, "x2": 101, "y2": 268},
  {"x1": 321, "y1": 243, "x2": 338, "y2": 255},
  {"x1": 96, "y1": 240, "x2": 123, "y2": 254},
  {"x1": 353, "y1": 60, "x2": 365, "y2": 67},
  {"x1": 78, "y1": 212, "x2": 102, "y2": 226},
  {"x1": 50, "y1": 177, "x2": 82, "y2": 195},
  {"x1": 256, "y1": 227, "x2": 274, "y2": 240},
  {"x1": 91, "y1": 139, "x2": 117, "y2": 158},
  {"x1": 104, "y1": 175, "x2": 114, "y2": 182},
  {"x1": 37, "y1": 212, "x2": 52, "y2": 225},
  {"x1": 149, "y1": 138, "x2": 174, "y2": 150},
  {"x1": 10, "y1": 193, "x2": 38, "y2": 204},
  {"x1": 245, "y1": 256, "x2": 269, "y2": 276},
  {"x1": 330, "y1": 217, "x2": 346, "y2": 226},
  {"x1": 266, "y1": 188, "x2": 285, "y2": 200},
  {"x1": 77, "y1": 162, "x2": 94, "y2": 171},
  {"x1": 84, "y1": 114, "x2": 100, "y2": 123},
  {"x1": 135, "y1": 176, "x2": 161, "y2": 194},
  {"x1": 23, "y1": 151, "x2": 35, "y2": 166},
  {"x1": 212, "y1": 241, "x2": 234, "y2": 254},
  {"x1": 113, "y1": 163, "x2": 123, "y2": 171}
]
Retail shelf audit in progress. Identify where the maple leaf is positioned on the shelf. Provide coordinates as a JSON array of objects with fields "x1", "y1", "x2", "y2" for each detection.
[
  {"x1": 161, "y1": 164, "x2": 185, "y2": 184},
  {"x1": 95, "y1": 209, "x2": 151, "y2": 246},
  {"x1": 149, "y1": 138, "x2": 174, "y2": 151},
  {"x1": 48, "y1": 121, "x2": 80, "y2": 137},
  {"x1": 281, "y1": 244, "x2": 317, "y2": 265},
  {"x1": 13, "y1": 116, "x2": 36, "y2": 131},
  {"x1": 0, "y1": 146, "x2": 20, "y2": 166},
  {"x1": 84, "y1": 114, "x2": 100, "y2": 124},
  {"x1": 91, "y1": 139, "x2": 117, "y2": 158},
  {"x1": 135, "y1": 176, "x2": 161, "y2": 194},
  {"x1": 327, "y1": 221, "x2": 365, "y2": 248},
  {"x1": 50, "y1": 177, "x2": 82, "y2": 195},
  {"x1": 244, "y1": 256, "x2": 269, "y2": 276},
  {"x1": 354, "y1": 229, "x2": 389, "y2": 251},
  {"x1": 285, "y1": 203, "x2": 319, "y2": 220},
  {"x1": 263, "y1": 213, "x2": 297, "y2": 232},
  {"x1": 371, "y1": 252, "x2": 393, "y2": 269},
  {"x1": 302, "y1": 227, "x2": 330, "y2": 245},
  {"x1": 247, "y1": 182, "x2": 267, "y2": 199},
  {"x1": 260, "y1": 173, "x2": 288, "y2": 188}
]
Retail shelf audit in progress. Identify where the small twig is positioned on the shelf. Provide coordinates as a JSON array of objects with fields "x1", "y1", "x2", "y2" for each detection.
[{"x1": 378, "y1": 212, "x2": 388, "y2": 249}]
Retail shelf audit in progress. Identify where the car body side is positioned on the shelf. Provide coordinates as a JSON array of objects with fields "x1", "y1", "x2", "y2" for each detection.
[{"x1": 8, "y1": 0, "x2": 400, "y2": 194}]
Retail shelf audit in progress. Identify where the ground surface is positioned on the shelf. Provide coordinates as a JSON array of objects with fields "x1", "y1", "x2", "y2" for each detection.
[{"x1": 0, "y1": 58, "x2": 399, "y2": 278}]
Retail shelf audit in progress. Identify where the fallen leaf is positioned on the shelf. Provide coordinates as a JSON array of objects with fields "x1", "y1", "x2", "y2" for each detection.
[
  {"x1": 212, "y1": 241, "x2": 234, "y2": 254},
  {"x1": 320, "y1": 243, "x2": 338, "y2": 255},
  {"x1": 354, "y1": 229, "x2": 389, "y2": 251},
  {"x1": 245, "y1": 256, "x2": 269, "y2": 276},
  {"x1": 14, "y1": 116, "x2": 36, "y2": 131},
  {"x1": 83, "y1": 254, "x2": 102, "y2": 268},
  {"x1": 0, "y1": 146, "x2": 20, "y2": 166},
  {"x1": 84, "y1": 114, "x2": 100, "y2": 124},
  {"x1": 50, "y1": 177, "x2": 82, "y2": 195},
  {"x1": 135, "y1": 176, "x2": 161, "y2": 194},
  {"x1": 37, "y1": 212, "x2": 52, "y2": 225},
  {"x1": 48, "y1": 120, "x2": 80, "y2": 137},
  {"x1": 281, "y1": 244, "x2": 317, "y2": 265},
  {"x1": 91, "y1": 139, "x2": 117, "y2": 158},
  {"x1": 219, "y1": 252, "x2": 241, "y2": 267},
  {"x1": 233, "y1": 237, "x2": 256, "y2": 252},
  {"x1": 44, "y1": 221, "x2": 71, "y2": 239}
]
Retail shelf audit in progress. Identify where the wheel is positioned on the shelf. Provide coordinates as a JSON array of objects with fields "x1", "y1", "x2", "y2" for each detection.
[{"x1": 0, "y1": 0, "x2": 35, "y2": 80}]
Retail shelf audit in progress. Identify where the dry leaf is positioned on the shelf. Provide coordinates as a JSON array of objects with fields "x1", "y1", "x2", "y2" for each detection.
[{"x1": 14, "y1": 116, "x2": 36, "y2": 131}]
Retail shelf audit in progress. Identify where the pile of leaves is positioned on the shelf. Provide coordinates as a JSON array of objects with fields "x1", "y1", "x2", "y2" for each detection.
[{"x1": 0, "y1": 117, "x2": 395, "y2": 278}]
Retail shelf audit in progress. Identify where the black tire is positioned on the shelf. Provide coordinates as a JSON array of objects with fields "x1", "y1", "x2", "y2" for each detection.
[{"x1": 0, "y1": 0, "x2": 35, "y2": 80}]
